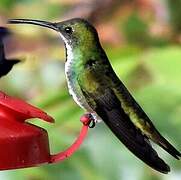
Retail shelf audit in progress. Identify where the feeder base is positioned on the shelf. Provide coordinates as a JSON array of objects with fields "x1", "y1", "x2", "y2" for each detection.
[{"x1": 0, "y1": 121, "x2": 50, "y2": 170}]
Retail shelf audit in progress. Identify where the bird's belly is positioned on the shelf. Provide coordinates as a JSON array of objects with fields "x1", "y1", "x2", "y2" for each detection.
[
  {"x1": 66, "y1": 74, "x2": 102, "y2": 123},
  {"x1": 68, "y1": 81, "x2": 90, "y2": 109},
  {"x1": 65, "y1": 60, "x2": 102, "y2": 123},
  {"x1": 65, "y1": 72, "x2": 92, "y2": 111}
]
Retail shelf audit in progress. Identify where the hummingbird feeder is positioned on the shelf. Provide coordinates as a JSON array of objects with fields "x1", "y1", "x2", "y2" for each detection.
[{"x1": 0, "y1": 91, "x2": 91, "y2": 170}]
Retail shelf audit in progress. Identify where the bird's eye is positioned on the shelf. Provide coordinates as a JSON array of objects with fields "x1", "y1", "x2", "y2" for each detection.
[{"x1": 64, "y1": 27, "x2": 73, "y2": 34}]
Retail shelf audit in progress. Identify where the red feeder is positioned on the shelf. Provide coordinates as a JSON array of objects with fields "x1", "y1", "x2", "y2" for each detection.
[{"x1": 0, "y1": 91, "x2": 90, "y2": 170}]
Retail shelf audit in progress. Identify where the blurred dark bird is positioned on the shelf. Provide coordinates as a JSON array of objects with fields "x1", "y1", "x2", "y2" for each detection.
[{"x1": 0, "y1": 27, "x2": 20, "y2": 78}]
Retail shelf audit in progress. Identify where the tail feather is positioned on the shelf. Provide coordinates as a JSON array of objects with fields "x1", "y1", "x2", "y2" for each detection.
[{"x1": 153, "y1": 131, "x2": 181, "y2": 160}]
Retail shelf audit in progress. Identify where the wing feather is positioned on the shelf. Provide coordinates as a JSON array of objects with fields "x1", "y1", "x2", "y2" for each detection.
[{"x1": 88, "y1": 88, "x2": 170, "y2": 173}]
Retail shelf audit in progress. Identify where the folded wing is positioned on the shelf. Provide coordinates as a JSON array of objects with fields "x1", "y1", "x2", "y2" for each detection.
[{"x1": 89, "y1": 88, "x2": 170, "y2": 173}]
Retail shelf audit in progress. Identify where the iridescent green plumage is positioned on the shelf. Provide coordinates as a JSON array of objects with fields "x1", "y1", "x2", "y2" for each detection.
[{"x1": 8, "y1": 18, "x2": 181, "y2": 174}]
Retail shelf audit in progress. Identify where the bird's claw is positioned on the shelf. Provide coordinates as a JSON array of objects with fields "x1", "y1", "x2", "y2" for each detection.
[
  {"x1": 88, "y1": 118, "x2": 96, "y2": 128},
  {"x1": 80, "y1": 113, "x2": 96, "y2": 128}
]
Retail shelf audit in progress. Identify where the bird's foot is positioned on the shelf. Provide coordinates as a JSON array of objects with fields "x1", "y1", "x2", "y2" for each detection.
[{"x1": 80, "y1": 113, "x2": 96, "y2": 128}]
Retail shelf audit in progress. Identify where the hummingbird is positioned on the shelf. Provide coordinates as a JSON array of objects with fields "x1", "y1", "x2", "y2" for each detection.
[
  {"x1": 8, "y1": 18, "x2": 180, "y2": 173},
  {"x1": 0, "y1": 27, "x2": 20, "y2": 78}
]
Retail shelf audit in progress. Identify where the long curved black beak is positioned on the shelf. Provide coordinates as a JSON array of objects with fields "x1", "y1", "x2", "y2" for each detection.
[{"x1": 8, "y1": 19, "x2": 59, "y2": 31}]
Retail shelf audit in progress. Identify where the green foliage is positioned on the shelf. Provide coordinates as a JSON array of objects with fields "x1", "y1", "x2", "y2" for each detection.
[
  {"x1": 167, "y1": 0, "x2": 181, "y2": 33},
  {"x1": 0, "y1": 0, "x2": 18, "y2": 10},
  {"x1": 122, "y1": 12, "x2": 150, "y2": 46}
]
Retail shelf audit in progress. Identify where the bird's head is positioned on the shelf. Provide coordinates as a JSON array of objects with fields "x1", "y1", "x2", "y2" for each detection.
[{"x1": 8, "y1": 18, "x2": 100, "y2": 51}]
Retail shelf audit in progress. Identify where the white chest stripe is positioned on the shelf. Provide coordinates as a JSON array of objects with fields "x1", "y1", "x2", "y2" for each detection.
[{"x1": 62, "y1": 35, "x2": 91, "y2": 110}]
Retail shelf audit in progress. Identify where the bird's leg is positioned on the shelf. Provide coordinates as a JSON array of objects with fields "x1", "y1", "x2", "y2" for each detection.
[
  {"x1": 80, "y1": 113, "x2": 96, "y2": 128},
  {"x1": 91, "y1": 112, "x2": 102, "y2": 123}
]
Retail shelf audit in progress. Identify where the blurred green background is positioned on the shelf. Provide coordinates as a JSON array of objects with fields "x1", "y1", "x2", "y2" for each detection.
[{"x1": 0, "y1": 0, "x2": 181, "y2": 179}]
